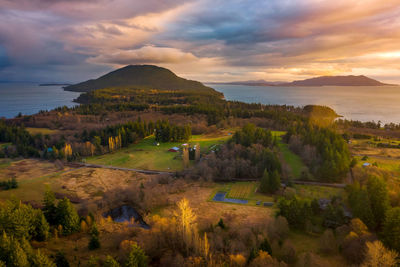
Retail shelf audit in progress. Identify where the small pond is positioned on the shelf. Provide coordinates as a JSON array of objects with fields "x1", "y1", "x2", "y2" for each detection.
[
  {"x1": 212, "y1": 192, "x2": 248, "y2": 204},
  {"x1": 103, "y1": 205, "x2": 150, "y2": 229}
]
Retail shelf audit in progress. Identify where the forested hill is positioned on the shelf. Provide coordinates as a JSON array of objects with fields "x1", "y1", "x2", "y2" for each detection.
[
  {"x1": 280, "y1": 75, "x2": 394, "y2": 86},
  {"x1": 64, "y1": 65, "x2": 222, "y2": 96},
  {"x1": 215, "y1": 75, "x2": 395, "y2": 87}
]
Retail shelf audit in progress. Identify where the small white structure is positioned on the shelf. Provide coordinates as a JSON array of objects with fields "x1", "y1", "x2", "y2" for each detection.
[{"x1": 362, "y1": 162, "x2": 371, "y2": 167}]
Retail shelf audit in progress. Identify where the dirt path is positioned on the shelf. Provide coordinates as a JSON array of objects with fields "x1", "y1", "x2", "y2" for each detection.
[{"x1": 81, "y1": 163, "x2": 174, "y2": 175}]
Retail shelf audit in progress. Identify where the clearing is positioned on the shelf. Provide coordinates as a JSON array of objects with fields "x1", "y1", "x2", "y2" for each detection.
[
  {"x1": 86, "y1": 133, "x2": 230, "y2": 171},
  {"x1": 272, "y1": 131, "x2": 306, "y2": 179}
]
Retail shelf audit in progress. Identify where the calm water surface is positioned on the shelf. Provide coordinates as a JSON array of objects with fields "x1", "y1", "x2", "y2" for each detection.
[
  {"x1": 209, "y1": 84, "x2": 400, "y2": 124},
  {"x1": 0, "y1": 82, "x2": 80, "y2": 118},
  {"x1": 1, "y1": 82, "x2": 400, "y2": 124}
]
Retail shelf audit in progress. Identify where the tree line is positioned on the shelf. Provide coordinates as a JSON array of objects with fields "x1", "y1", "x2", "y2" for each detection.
[
  {"x1": 185, "y1": 124, "x2": 281, "y2": 182},
  {"x1": 284, "y1": 123, "x2": 351, "y2": 182},
  {"x1": 0, "y1": 118, "x2": 191, "y2": 160}
]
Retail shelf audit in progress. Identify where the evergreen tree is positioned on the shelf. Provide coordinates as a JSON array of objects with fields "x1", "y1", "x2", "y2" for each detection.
[
  {"x1": 43, "y1": 187, "x2": 57, "y2": 225},
  {"x1": 104, "y1": 256, "x2": 120, "y2": 267},
  {"x1": 348, "y1": 184, "x2": 376, "y2": 230},
  {"x1": 259, "y1": 238, "x2": 272, "y2": 254},
  {"x1": 383, "y1": 207, "x2": 400, "y2": 252},
  {"x1": 31, "y1": 250, "x2": 56, "y2": 267},
  {"x1": 88, "y1": 223, "x2": 100, "y2": 250},
  {"x1": 259, "y1": 170, "x2": 270, "y2": 194},
  {"x1": 125, "y1": 243, "x2": 148, "y2": 267},
  {"x1": 217, "y1": 218, "x2": 226, "y2": 229},
  {"x1": 56, "y1": 198, "x2": 80, "y2": 235},
  {"x1": 269, "y1": 170, "x2": 281, "y2": 193},
  {"x1": 0, "y1": 233, "x2": 29, "y2": 267},
  {"x1": 366, "y1": 175, "x2": 390, "y2": 229},
  {"x1": 54, "y1": 251, "x2": 69, "y2": 267},
  {"x1": 33, "y1": 210, "x2": 50, "y2": 241}
]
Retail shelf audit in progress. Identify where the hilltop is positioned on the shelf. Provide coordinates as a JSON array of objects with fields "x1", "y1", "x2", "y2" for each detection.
[
  {"x1": 214, "y1": 75, "x2": 395, "y2": 87},
  {"x1": 64, "y1": 65, "x2": 222, "y2": 96}
]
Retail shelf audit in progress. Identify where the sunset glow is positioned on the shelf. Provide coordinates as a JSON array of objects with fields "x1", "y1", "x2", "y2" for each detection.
[{"x1": 1, "y1": 0, "x2": 400, "y2": 83}]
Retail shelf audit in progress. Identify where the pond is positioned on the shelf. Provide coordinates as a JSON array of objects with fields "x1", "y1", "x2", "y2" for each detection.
[
  {"x1": 212, "y1": 192, "x2": 248, "y2": 204},
  {"x1": 103, "y1": 205, "x2": 150, "y2": 229}
]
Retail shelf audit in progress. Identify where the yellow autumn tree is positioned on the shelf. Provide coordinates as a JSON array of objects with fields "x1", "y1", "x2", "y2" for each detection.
[
  {"x1": 64, "y1": 144, "x2": 72, "y2": 159},
  {"x1": 230, "y1": 254, "x2": 246, "y2": 266},
  {"x1": 203, "y1": 232, "x2": 210, "y2": 261},
  {"x1": 361, "y1": 241, "x2": 398, "y2": 267},
  {"x1": 176, "y1": 198, "x2": 197, "y2": 252},
  {"x1": 108, "y1": 136, "x2": 115, "y2": 152}
]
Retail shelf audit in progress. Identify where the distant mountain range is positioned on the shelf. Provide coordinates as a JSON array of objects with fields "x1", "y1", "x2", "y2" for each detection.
[
  {"x1": 210, "y1": 75, "x2": 396, "y2": 87},
  {"x1": 64, "y1": 65, "x2": 221, "y2": 96}
]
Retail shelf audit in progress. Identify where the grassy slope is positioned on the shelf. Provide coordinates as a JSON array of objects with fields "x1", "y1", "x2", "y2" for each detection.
[
  {"x1": 86, "y1": 134, "x2": 230, "y2": 171},
  {"x1": 272, "y1": 131, "x2": 306, "y2": 179}
]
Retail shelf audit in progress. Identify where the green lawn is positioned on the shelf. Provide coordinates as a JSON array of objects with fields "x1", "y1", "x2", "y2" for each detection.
[
  {"x1": 272, "y1": 131, "x2": 306, "y2": 179},
  {"x1": 210, "y1": 182, "x2": 274, "y2": 206},
  {"x1": 86, "y1": 134, "x2": 230, "y2": 171}
]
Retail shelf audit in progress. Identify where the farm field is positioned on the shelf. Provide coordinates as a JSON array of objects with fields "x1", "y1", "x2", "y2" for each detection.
[
  {"x1": 86, "y1": 133, "x2": 230, "y2": 171},
  {"x1": 26, "y1": 127, "x2": 59, "y2": 135},
  {"x1": 272, "y1": 131, "x2": 306, "y2": 179},
  {"x1": 210, "y1": 182, "x2": 274, "y2": 206},
  {"x1": 293, "y1": 184, "x2": 344, "y2": 200},
  {"x1": 226, "y1": 182, "x2": 255, "y2": 199}
]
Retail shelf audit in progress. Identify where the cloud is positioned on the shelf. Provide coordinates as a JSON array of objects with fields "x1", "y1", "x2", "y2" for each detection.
[
  {"x1": 88, "y1": 46, "x2": 198, "y2": 65},
  {"x1": 1, "y1": 0, "x2": 400, "y2": 82}
]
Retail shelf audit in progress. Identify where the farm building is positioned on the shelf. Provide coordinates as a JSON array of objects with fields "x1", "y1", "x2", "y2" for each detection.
[
  {"x1": 362, "y1": 162, "x2": 371, "y2": 167},
  {"x1": 168, "y1": 147, "x2": 180, "y2": 152}
]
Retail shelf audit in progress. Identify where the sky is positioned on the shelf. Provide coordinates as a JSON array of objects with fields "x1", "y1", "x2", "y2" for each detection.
[{"x1": 1, "y1": 0, "x2": 400, "y2": 83}]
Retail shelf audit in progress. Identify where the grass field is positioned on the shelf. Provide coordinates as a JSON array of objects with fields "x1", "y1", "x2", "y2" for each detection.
[
  {"x1": 355, "y1": 155, "x2": 400, "y2": 173},
  {"x1": 210, "y1": 182, "x2": 274, "y2": 206},
  {"x1": 272, "y1": 131, "x2": 306, "y2": 179},
  {"x1": 294, "y1": 184, "x2": 344, "y2": 200},
  {"x1": 26, "y1": 127, "x2": 58, "y2": 135},
  {"x1": 0, "y1": 160, "x2": 69, "y2": 203},
  {"x1": 86, "y1": 134, "x2": 230, "y2": 171}
]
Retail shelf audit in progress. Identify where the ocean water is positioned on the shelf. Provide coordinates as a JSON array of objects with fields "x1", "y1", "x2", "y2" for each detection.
[
  {"x1": 0, "y1": 82, "x2": 81, "y2": 118},
  {"x1": 1, "y1": 82, "x2": 400, "y2": 124},
  {"x1": 209, "y1": 84, "x2": 400, "y2": 124}
]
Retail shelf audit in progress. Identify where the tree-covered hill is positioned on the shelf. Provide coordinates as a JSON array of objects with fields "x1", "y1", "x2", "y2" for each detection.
[{"x1": 64, "y1": 65, "x2": 222, "y2": 96}]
